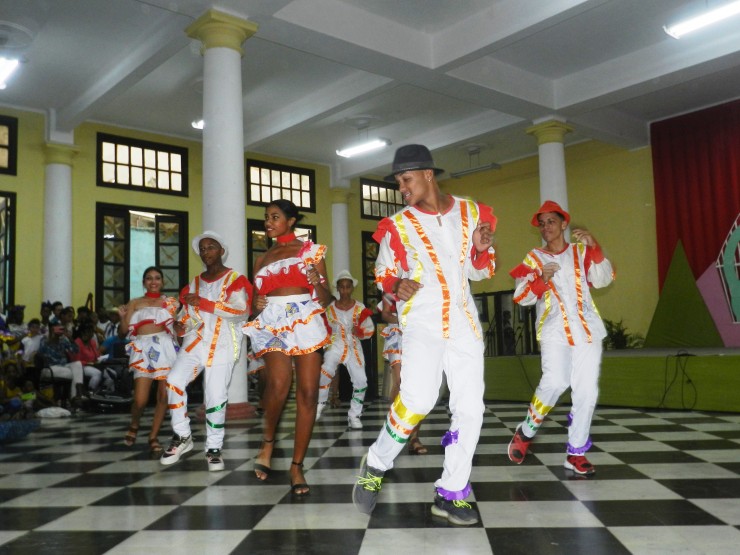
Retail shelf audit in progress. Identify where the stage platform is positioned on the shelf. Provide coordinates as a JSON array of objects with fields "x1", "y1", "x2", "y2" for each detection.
[{"x1": 484, "y1": 348, "x2": 740, "y2": 413}]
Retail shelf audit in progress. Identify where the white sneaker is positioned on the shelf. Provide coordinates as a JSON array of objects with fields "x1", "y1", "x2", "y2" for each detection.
[
  {"x1": 160, "y1": 433, "x2": 193, "y2": 466},
  {"x1": 348, "y1": 415, "x2": 363, "y2": 429},
  {"x1": 206, "y1": 448, "x2": 225, "y2": 472},
  {"x1": 315, "y1": 402, "x2": 326, "y2": 421}
]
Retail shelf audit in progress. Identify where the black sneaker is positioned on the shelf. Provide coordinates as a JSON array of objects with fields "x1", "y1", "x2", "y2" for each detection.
[
  {"x1": 206, "y1": 448, "x2": 225, "y2": 472},
  {"x1": 431, "y1": 494, "x2": 479, "y2": 526},
  {"x1": 159, "y1": 433, "x2": 193, "y2": 466},
  {"x1": 352, "y1": 454, "x2": 384, "y2": 515}
]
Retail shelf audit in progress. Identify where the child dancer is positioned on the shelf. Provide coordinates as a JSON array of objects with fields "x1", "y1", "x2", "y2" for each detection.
[
  {"x1": 316, "y1": 270, "x2": 375, "y2": 428},
  {"x1": 160, "y1": 231, "x2": 252, "y2": 471},
  {"x1": 119, "y1": 266, "x2": 179, "y2": 454}
]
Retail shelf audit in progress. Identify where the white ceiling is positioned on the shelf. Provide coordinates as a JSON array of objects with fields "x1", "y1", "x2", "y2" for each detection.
[{"x1": 1, "y1": 0, "x2": 739, "y2": 180}]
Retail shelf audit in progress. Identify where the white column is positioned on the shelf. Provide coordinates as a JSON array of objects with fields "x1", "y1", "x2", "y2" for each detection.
[
  {"x1": 187, "y1": 10, "x2": 258, "y2": 419},
  {"x1": 43, "y1": 143, "x2": 78, "y2": 305},
  {"x1": 331, "y1": 178, "x2": 351, "y2": 278},
  {"x1": 526, "y1": 118, "x2": 573, "y2": 210}
]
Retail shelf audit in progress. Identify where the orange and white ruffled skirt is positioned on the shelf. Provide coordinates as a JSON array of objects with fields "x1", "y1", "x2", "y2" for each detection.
[
  {"x1": 243, "y1": 294, "x2": 330, "y2": 358},
  {"x1": 380, "y1": 324, "x2": 402, "y2": 366}
]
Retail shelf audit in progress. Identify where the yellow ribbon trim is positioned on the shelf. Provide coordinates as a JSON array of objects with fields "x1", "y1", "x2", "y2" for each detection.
[
  {"x1": 573, "y1": 244, "x2": 592, "y2": 343},
  {"x1": 391, "y1": 395, "x2": 425, "y2": 426},
  {"x1": 405, "y1": 210, "x2": 451, "y2": 338}
]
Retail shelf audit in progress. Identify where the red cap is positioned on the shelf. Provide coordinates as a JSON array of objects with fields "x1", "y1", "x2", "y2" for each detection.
[{"x1": 531, "y1": 200, "x2": 570, "y2": 227}]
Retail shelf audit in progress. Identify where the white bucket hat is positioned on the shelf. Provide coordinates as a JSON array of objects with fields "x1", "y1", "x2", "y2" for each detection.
[
  {"x1": 192, "y1": 230, "x2": 229, "y2": 262},
  {"x1": 334, "y1": 269, "x2": 358, "y2": 288}
]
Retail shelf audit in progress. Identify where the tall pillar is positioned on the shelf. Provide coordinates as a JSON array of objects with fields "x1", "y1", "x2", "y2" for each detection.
[
  {"x1": 43, "y1": 143, "x2": 79, "y2": 305},
  {"x1": 330, "y1": 179, "x2": 351, "y2": 279},
  {"x1": 187, "y1": 11, "x2": 258, "y2": 419},
  {"x1": 526, "y1": 118, "x2": 573, "y2": 210}
]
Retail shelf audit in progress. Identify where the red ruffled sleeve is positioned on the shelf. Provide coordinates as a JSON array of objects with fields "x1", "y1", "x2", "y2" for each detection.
[
  {"x1": 478, "y1": 202, "x2": 498, "y2": 232},
  {"x1": 372, "y1": 217, "x2": 409, "y2": 272}
]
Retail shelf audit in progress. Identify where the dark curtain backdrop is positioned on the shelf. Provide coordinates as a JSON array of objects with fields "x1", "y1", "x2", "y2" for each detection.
[{"x1": 651, "y1": 99, "x2": 740, "y2": 290}]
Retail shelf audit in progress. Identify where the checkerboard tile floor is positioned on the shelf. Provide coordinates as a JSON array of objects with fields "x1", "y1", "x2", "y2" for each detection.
[{"x1": 1, "y1": 401, "x2": 739, "y2": 554}]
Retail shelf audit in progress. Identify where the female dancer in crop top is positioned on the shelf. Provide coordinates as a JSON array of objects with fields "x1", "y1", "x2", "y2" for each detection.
[
  {"x1": 119, "y1": 266, "x2": 179, "y2": 454},
  {"x1": 243, "y1": 199, "x2": 333, "y2": 496}
]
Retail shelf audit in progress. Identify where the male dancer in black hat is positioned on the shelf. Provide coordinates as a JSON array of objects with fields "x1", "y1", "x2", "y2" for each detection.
[{"x1": 353, "y1": 144, "x2": 497, "y2": 525}]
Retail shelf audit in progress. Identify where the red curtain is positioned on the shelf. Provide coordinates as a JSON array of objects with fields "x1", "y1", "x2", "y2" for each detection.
[{"x1": 651, "y1": 99, "x2": 740, "y2": 289}]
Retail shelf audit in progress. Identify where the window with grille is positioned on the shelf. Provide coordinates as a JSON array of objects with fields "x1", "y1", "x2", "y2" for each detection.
[
  {"x1": 0, "y1": 115, "x2": 18, "y2": 176},
  {"x1": 95, "y1": 203, "x2": 188, "y2": 308},
  {"x1": 97, "y1": 133, "x2": 188, "y2": 196},
  {"x1": 361, "y1": 178, "x2": 403, "y2": 220},
  {"x1": 246, "y1": 159, "x2": 315, "y2": 211},
  {"x1": 361, "y1": 231, "x2": 381, "y2": 312}
]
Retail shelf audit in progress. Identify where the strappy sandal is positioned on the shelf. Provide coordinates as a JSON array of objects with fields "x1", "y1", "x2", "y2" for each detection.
[
  {"x1": 148, "y1": 437, "x2": 163, "y2": 455},
  {"x1": 290, "y1": 460, "x2": 310, "y2": 496},
  {"x1": 124, "y1": 425, "x2": 139, "y2": 447},
  {"x1": 254, "y1": 438, "x2": 274, "y2": 481},
  {"x1": 408, "y1": 437, "x2": 428, "y2": 455}
]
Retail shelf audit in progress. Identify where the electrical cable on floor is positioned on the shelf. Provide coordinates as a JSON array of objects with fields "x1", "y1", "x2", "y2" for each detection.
[
  {"x1": 657, "y1": 350, "x2": 697, "y2": 409},
  {"x1": 517, "y1": 354, "x2": 537, "y2": 394}
]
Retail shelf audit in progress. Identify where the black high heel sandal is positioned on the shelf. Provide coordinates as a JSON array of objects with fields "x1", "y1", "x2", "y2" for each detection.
[
  {"x1": 254, "y1": 438, "x2": 274, "y2": 481},
  {"x1": 290, "y1": 460, "x2": 310, "y2": 496}
]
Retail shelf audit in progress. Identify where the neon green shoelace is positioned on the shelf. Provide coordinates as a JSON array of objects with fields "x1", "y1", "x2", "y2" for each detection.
[
  {"x1": 452, "y1": 500, "x2": 472, "y2": 509},
  {"x1": 357, "y1": 473, "x2": 383, "y2": 492}
]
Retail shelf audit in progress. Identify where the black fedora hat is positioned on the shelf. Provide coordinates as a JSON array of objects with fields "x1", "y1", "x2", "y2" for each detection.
[{"x1": 384, "y1": 144, "x2": 445, "y2": 182}]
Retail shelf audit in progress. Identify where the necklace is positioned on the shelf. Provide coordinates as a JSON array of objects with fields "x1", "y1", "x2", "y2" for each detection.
[
  {"x1": 144, "y1": 292, "x2": 161, "y2": 299},
  {"x1": 276, "y1": 232, "x2": 296, "y2": 244}
]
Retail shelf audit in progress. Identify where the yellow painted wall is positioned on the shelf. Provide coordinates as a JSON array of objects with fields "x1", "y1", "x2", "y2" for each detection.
[
  {"x1": 0, "y1": 108, "x2": 47, "y2": 313},
  {"x1": 1, "y1": 107, "x2": 658, "y2": 339}
]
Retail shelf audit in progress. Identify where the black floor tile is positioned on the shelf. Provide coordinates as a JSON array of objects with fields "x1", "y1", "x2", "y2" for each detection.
[
  {"x1": 0, "y1": 531, "x2": 134, "y2": 555},
  {"x1": 92, "y1": 485, "x2": 206, "y2": 505},
  {"x1": 486, "y1": 527, "x2": 631, "y2": 555},
  {"x1": 473, "y1": 480, "x2": 576, "y2": 501},
  {"x1": 582, "y1": 499, "x2": 725, "y2": 526},
  {"x1": 239, "y1": 529, "x2": 365, "y2": 555},
  {"x1": 145, "y1": 504, "x2": 274, "y2": 530},
  {"x1": 658, "y1": 478, "x2": 740, "y2": 498}
]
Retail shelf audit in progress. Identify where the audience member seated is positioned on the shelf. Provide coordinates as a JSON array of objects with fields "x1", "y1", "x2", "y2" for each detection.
[
  {"x1": 71, "y1": 324, "x2": 114, "y2": 393},
  {"x1": 59, "y1": 307, "x2": 75, "y2": 339},
  {"x1": 0, "y1": 361, "x2": 34, "y2": 420},
  {"x1": 21, "y1": 318, "x2": 43, "y2": 367},
  {"x1": 49, "y1": 301, "x2": 64, "y2": 326},
  {"x1": 38, "y1": 321, "x2": 101, "y2": 402},
  {"x1": 6, "y1": 305, "x2": 27, "y2": 339},
  {"x1": 99, "y1": 331, "x2": 128, "y2": 359},
  {"x1": 0, "y1": 309, "x2": 19, "y2": 360},
  {"x1": 40, "y1": 301, "x2": 53, "y2": 333},
  {"x1": 103, "y1": 308, "x2": 121, "y2": 339},
  {"x1": 21, "y1": 378, "x2": 54, "y2": 412}
]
